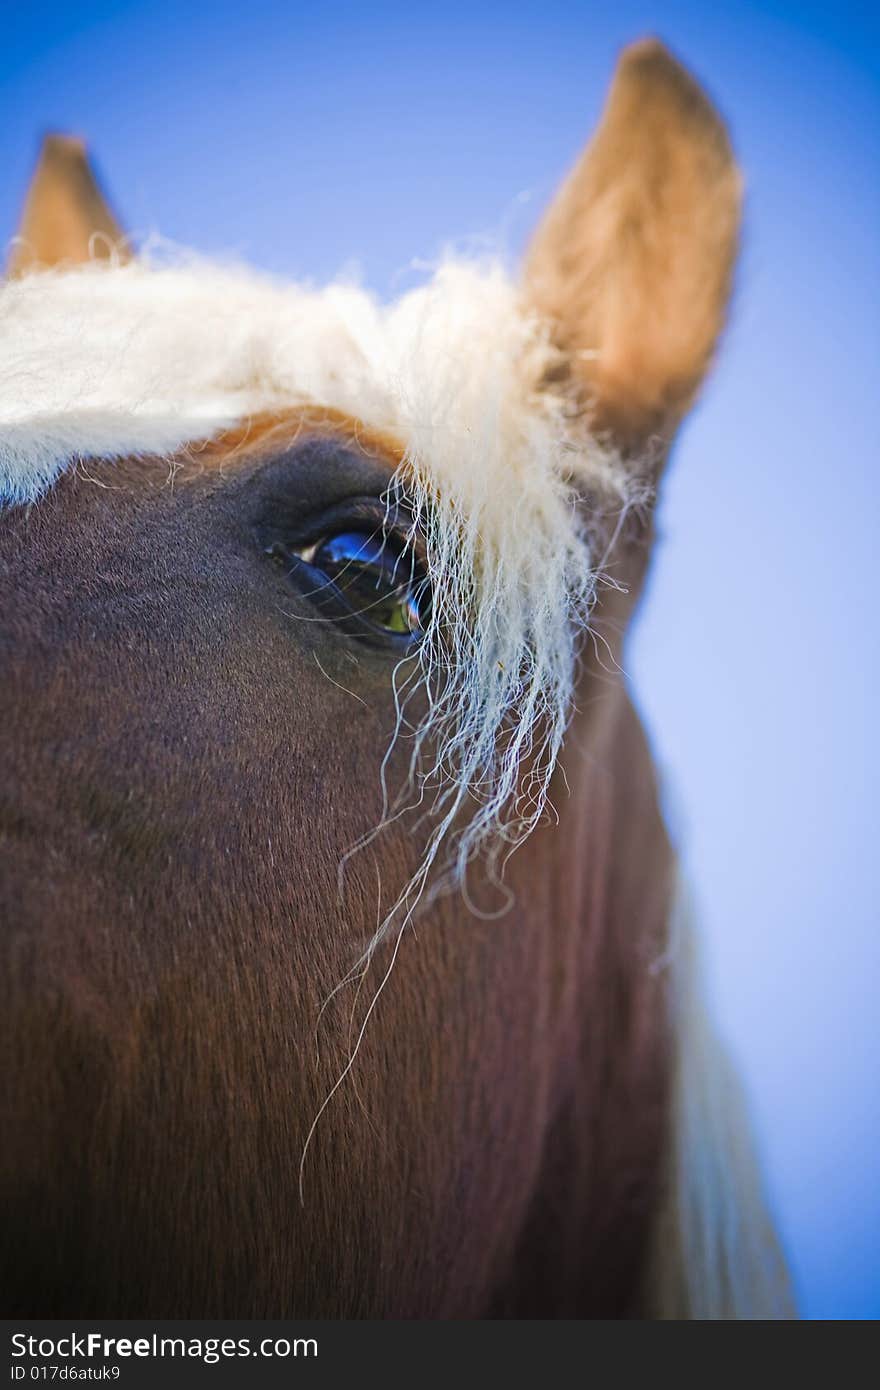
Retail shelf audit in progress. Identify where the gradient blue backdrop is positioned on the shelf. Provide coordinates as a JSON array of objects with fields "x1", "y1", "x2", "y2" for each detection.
[{"x1": 3, "y1": 0, "x2": 877, "y2": 1320}]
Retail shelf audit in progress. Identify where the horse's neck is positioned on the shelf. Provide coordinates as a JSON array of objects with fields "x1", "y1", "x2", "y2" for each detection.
[{"x1": 490, "y1": 685, "x2": 676, "y2": 1315}]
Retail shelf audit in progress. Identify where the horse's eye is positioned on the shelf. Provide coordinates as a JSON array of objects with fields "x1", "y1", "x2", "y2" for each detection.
[{"x1": 293, "y1": 529, "x2": 429, "y2": 640}]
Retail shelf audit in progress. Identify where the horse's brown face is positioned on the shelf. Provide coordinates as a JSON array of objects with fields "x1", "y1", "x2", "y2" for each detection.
[
  {"x1": 1, "y1": 40, "x2": 743, "y2": 1317},
  {"x1": 0, "y1": 415, "x2": 651, "y2": 1317}
]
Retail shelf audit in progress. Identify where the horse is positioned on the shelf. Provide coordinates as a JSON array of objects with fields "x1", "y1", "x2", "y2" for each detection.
[{"x1": 0, "y1": 39, "x2": 793, "y2": 1318}]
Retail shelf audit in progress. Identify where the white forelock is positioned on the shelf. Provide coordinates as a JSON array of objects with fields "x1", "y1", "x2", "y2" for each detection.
[{"x1": 0, "y1": 255, "x2": 625, "y2": 507}]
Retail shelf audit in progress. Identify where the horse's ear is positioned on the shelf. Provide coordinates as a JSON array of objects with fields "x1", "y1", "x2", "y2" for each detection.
[
  {"x1": 7, "y1": 134, "x2": 127, "y2": 277},
  {"x1": 525, "y1": 39, "x2": 742, "y2": 451}
]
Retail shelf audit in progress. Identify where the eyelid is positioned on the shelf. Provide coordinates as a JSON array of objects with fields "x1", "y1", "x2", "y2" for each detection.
[{"x1": 284, "y1": 496, "x2": 427, "y2": 570}]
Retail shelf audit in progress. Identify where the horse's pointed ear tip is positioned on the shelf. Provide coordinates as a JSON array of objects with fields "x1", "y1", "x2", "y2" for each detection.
[
  {"x1": 613, "y1": 37, "x2": 736, "y2": 161},
  {"x1": 614, "y1": 38, "x2": 707, "y2": 101},
  {"x1": 620, "y1": 35, "x2": 673, "y2": 65},
  {"x1": 37, "y1": 132, "x2": 90, "y2": 167},
  {"x1": 618, "y1": 36, "x2": 698, "y2": 81}
]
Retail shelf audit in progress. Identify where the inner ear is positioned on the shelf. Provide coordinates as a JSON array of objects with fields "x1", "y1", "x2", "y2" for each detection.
[
  {"x1": 525, "y1": 39, "x2": 742, "y2": 454},
  {"x1": 8, "y1": 134, "x2": 128, "y2": 278}
]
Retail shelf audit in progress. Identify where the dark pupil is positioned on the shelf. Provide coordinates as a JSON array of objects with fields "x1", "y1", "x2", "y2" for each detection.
[{"x1": 313, "y1": 531, "x2": 424, "y2": 635}]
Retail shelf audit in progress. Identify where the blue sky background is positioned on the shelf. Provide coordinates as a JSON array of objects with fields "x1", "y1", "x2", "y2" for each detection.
[{"x1": 2, "y1": 1, "x2": 877, "y2": 1319}]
